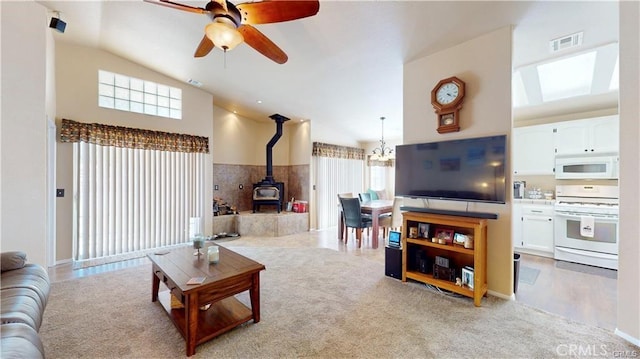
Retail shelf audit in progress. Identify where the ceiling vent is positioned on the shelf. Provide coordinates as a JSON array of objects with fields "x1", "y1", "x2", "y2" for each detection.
[
  {"x1": 187, "y1": 78, "x2": 202, "y2": 87},
  {"x1": 549, "y1": 32, "x2": 583, "y2": 53}
]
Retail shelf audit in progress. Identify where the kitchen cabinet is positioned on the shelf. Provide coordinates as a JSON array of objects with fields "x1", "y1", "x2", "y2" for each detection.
[
  {"x1": 513, "y1": 124, "x2": 556, "y2": 175},
  {"x1": 512, "y1": 202, "x2": 523, "y2": 248},
  {"x1": 514, "y1": 203, "x2": 554, "y2": 257},
  {"x1": 554, "y1": 115, "x2": 619, "y2": 156}
]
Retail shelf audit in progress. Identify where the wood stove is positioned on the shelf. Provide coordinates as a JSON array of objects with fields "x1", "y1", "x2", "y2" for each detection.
[{"x1": 252, "y1": 114, "x2": 289, "y2": 213}]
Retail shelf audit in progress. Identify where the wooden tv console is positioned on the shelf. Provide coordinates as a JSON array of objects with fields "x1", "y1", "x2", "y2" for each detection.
[{"x1": 401, "y1": 211, "x2": 488, "y2": 306}]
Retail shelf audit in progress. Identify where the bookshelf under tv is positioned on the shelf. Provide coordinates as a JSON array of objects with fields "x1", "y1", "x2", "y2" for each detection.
[{"x1": 401, "y1": 211, "x2": 488, "y2": 306}]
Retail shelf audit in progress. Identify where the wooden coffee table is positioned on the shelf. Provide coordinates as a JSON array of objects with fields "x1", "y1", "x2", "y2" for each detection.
[{"x1": 148, "y1": 244, "x2": 265, "y2": 356}]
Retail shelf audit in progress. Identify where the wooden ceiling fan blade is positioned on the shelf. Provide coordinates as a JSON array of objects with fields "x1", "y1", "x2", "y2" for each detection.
[
  {"x1": 194, "y1": 35, "x2": 215, "y2": 57},
  {"x1": 237, "y1": 0, "x2": 319, "y2": 25},
  {"x1": 238, "y1": 25, "x2": 288, "y2": 64},
  {"x1": 144, "y1": 0, "x2": 207, "y2": 14}
]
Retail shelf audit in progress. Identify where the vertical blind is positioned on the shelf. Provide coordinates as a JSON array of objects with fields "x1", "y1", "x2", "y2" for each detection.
[
  {"x1": 73, "y1": 142, "x2": 206, "y2": 265},
  {"x1": 60, "y1": 119, "x2": 209, "y2": 267},
  {"x1": 312, "y1": 142, "x2": 365, "y2": 230}
]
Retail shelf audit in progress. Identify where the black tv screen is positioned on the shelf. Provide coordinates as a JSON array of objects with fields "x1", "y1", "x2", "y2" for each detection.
[{"x1": 395, "y1": 135, "x2": 507, "y2": 204}]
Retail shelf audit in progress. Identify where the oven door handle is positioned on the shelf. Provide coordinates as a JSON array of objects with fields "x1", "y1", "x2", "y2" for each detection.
[{"x1": 554, "y1": 212, "x2": 618, "y2": 221}]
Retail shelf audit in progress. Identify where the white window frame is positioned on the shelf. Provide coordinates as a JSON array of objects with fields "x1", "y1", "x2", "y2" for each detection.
[{"x1": 98, "y1": 70, "x2": 182, "y2": 120}]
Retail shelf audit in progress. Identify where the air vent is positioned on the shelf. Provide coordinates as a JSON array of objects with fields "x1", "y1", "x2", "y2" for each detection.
[
  {"x1": 549, "y1": 32, "x2": 583, "y2": 53},
  {"x1": 187, "y1": 78, "x2": 202, "y2": 87}
]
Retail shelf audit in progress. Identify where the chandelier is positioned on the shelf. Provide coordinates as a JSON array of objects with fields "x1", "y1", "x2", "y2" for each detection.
[{"x1": 370, "y1": 116, "x2": 394, "y2": 161}]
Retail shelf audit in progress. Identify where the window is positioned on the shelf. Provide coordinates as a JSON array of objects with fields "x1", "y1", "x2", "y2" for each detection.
[
  {"x1": 370, "y1": 165, "x2": 386, "y2": 191},
  {"x1": 98, "y1": 70, "x2": 182, "y2": 119}
]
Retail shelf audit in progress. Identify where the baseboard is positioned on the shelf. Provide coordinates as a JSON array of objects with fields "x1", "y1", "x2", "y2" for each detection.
[
  {"x1": 52, "y1": 258, "x2": 72, "y2": 267},
  {"x1": 488, "y1": 289, "x2": 514, "y2": 301},
  {"x1": 614, "y1": 328, "x2": 640, "y2": 347},
  {"x1": 513, "y1": 247, "x2": 554, "y2": 259}
]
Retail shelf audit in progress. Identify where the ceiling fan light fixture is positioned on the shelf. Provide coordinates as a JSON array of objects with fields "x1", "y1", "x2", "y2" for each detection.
[{"x1": 205, "y1": 21, "x2": 243, "y2": 51}]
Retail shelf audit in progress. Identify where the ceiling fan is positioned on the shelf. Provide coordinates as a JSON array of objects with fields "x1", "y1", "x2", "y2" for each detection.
[{"x1": 144, "y1": 0, "x2": 320, "y2": 64}]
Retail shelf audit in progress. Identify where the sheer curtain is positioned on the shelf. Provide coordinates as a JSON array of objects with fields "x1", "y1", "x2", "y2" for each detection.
[
  {"x1": 312, "y1": 142, "x2": 365, "y2": 229},
  {"x1": 61, "y1": 119, "x2": 208, "y2": 267}
]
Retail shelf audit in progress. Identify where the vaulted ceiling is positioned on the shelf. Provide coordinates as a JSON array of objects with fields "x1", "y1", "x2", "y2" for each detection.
[{"x1": 38, "y1": 0, "x2": 619, "y2": 142}]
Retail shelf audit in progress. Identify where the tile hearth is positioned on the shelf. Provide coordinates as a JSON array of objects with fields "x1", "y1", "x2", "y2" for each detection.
[{"x1": 213, "y1": 211, "x2": 309, "y2": 237}]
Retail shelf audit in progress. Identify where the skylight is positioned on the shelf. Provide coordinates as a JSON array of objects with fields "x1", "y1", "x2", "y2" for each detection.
[
  {"x1": 512, "y1": 43, "x2": 619, "y2": 109},
  {"x1": 537, "y1": 51, "x2": 596, "y2": 102},
  {"x1": 609, "y1": 57, "x2": 619, "y2": 91}
]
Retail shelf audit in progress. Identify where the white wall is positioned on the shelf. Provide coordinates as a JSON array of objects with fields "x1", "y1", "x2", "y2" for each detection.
[
  {"x1": 289, "y1": 121, "x2": 311, "y2": 166},
  {"x1": 0, "y1": 2, "x2": 54, "y2": 266},
  {"x1": 54, "y1": 42, "x2": 214, "y2": 262},
  {"x1": 616, "y1": 0, "x2": 640, "y2": 345},
  {"x1": 212, "y1": 109, "x2": 311, "y2": 166},
  {"x1": 403, "y1": 27, "x2": 513, "y2": 297},
  {"x1": 311, "y1": 120, "x2": 361, "y2": 148}
]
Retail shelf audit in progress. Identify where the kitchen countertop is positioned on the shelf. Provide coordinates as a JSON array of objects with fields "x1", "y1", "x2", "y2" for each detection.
[{"x1": 513, "y1": 198, "x2": 556, "y2": 205}]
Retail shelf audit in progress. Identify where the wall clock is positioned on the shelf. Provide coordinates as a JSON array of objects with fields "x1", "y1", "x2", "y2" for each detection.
[{"x1": 431, "y1": 76, "x2": 465, "y2": 134}]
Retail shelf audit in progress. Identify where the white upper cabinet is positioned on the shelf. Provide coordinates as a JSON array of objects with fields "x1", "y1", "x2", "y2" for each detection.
[
  {"x1": 513, "y1": 123, "x2": 556, "y2": 175},
  {"x1": 554, "y1": 115, "x2": 619, "y2": 156}
]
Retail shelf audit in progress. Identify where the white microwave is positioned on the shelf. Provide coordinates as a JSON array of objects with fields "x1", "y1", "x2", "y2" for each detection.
[{"x1": 555, "y1": 155, "x2": 619, "y2": 179}]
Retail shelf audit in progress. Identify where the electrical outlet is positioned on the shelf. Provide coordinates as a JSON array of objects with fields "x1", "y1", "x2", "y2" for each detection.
[
  {"x1": 214, "y1": 185, "x2": 219, "y2": 190},
  {"x1": 239, "y1": 184, "x2": 244, "y2": 190}
]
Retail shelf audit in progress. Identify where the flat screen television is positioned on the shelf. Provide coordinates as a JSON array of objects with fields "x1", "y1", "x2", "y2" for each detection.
[{"x1": 395, "y1": 135, "x2": 507, "y2": 204}]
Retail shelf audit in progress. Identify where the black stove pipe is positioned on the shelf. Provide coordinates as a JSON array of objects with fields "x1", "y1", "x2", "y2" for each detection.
[{"x1": 263, "y1": 113, "x2": 290, "y2": 182}]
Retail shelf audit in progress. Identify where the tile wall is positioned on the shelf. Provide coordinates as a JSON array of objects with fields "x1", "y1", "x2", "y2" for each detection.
[{"x1": 213, "y1": 163, "x2": 310, "y2": 212}]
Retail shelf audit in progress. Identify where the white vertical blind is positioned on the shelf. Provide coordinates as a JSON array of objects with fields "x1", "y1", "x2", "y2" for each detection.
[
  {"x1": 314, "y1": 156, "x2": 364, "y2": 229},
  {"x1": 73, "y1": 142, "x2": 205, "y2": 265}
]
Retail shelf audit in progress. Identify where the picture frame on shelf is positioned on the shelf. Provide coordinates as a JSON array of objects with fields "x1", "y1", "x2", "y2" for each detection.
[
  {"x1": 453, "y1": 233, "x2": 468, "y2": 247},
  {"x1": 434, "y1": 228, "x2": 454, "y2": 245},
  {"x1": 418, "y1": 223, "x2": 430, "y2": 239},
  {"x1": 462, "y1": 266, "x2": 474, "y2": 289}
]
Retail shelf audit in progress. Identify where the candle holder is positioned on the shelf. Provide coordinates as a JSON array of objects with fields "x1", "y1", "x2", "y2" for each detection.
[
  {"x1": 193, "y1": 237, "x2": 204, "y2": 256},
  {"x1": 207, "y1": 246, "x2": 220, "y2": 264}
]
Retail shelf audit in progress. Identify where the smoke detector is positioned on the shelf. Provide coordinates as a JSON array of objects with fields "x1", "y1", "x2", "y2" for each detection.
[{"x1": 549, "y1": 32, "x2": 583, "y2": 53}]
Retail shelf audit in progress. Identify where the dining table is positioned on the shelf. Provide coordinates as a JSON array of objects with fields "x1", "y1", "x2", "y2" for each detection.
[{"x1": 338, "y1": 199, "x2": 394, "y2": 249}]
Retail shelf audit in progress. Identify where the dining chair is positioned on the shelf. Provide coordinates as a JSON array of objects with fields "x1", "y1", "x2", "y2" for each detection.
[
  {"x1": 358, "y1": 192, "x2": 372, "y2": 203},
  {"x1": 339, "y1": 197, "x2": 372, "y2": 248},
  {"x1": 379, "y1": 197, "x2": 404, "y2": 240},
  {"x1": 337, "y1": 193, "x2": 354, "y2": 239}
]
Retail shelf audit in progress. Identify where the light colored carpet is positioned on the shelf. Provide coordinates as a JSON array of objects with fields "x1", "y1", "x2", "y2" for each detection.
[{"x1": 40, "y1": 246, "x2": 637, "y2": 358}]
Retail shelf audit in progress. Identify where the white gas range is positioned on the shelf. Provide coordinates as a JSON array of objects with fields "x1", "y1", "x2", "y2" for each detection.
[{"x1": 554, "y1": 184, "x2": 619, "y2": 270}]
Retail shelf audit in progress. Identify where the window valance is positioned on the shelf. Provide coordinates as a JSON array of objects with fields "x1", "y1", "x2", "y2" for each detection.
[
  {"x1": 312, "y1": 142, "x2": 365, "y2": 160},
  {"x1": 59, "y1": 118, "x2": 209, "y2": 153}
]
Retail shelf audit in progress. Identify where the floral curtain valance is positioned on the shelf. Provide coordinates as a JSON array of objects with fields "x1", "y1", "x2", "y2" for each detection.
[
  {"x1": 312, "y1": 142, "x2": 365, "y2": 160},
  {"x1": 367, "y1": 156, "x2": 395, "y2": 167},
  {"x1": 60, "y1": 119, "x2": 209, "y2": 153}
]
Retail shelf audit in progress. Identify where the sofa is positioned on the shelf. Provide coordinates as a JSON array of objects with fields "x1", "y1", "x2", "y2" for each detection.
[{"x1": 0, "y1": 251, "x2": 51, "y2": 359}]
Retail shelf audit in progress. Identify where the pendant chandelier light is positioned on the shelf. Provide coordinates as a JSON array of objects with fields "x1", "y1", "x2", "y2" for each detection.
[{"x1": 370, "y1": 116, "x2": 394, "y2": 161}]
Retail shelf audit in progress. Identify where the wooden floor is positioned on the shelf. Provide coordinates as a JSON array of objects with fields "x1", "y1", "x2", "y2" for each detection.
[
  {"x1": 516, "y1": 252, "x2": 617, "y2": 331},
  {"x1": 48, "y1": 228, "x2": 617, "y2": 331}
]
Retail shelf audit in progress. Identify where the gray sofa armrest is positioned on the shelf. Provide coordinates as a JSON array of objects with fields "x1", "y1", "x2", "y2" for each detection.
[{"x1": 1, "y1": 252, "x2": 27, "y2": 272}]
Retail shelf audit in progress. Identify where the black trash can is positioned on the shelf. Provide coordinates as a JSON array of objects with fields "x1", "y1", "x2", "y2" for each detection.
[{"x1": 513, "y1": 253, "x2": 521, "y2": 293}]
